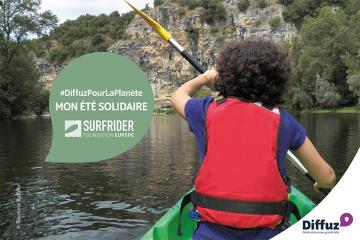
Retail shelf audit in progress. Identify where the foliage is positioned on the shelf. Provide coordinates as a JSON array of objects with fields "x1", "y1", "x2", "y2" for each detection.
[
  {"x1": 0, "y1": 0, "x2": 57, "y2": 43},
  {"x1": 200, "y1": 0, "x2": 226, "y2": 24},
  {"x1": 172, "y1": 0, "x2": 226, "y2": 24},
  {"x1": 31, "y1": 84, "x2": 50, "y2": 115},
  {"x1": 347, "y1": 74, "x2": 360, "y2": 105},
  {"x1": 237, "y1": 0, "x2": 250, "y2": 12},
  {"x1": 175, "y1": 0, "x2": 201, "y2": 10},
  {"x1": 269, "y1": 17, "x2": 281, "y2": 29},
  {"x1": 154, "y1": 0, "x2": 165, "y2": 7},
  {"x1": 254, "y1": 19, "x2": 262, "y2": 27},
  {"x1": 287, "y1": 6, "x2": 360, "y2": 109},
  {"x1": 38, "y1": 11, "x2": 135, "y2": 65},
  {"x1": 282, "y1": 0, "x2": 322, "y2": 28},
  {"x1": 0, "y1": 46, "x2": 49, "y2": 119},
  {"x1": 0, "y1": 0, "x2": 56, "y2": 119},
  {"x1": 278, "y1": 0, "x2": 295, "y2": 6},
  {"x1": 186, "y1": 25, "x2": 200, "y2": 45},
  {"x1": 344, "y1": 0, "x2": 360, "y2": 16},
  {"x1": 281, "y1": 0, "x2": 359, "y2": 28},
  {"x1": 257, "y1": 0, "x2": 268, "y2": 9},
  {"x1": 314, "y1": 75, "x2": 341, "y2": 107},
  {"x1": 286, "y1": 86, "x2": 313, "y2": 110},
  {"x1": 210, "y1": 26, "x2": 220, "y2": 34}
]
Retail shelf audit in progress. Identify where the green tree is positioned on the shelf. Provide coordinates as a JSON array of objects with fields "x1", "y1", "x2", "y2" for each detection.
[
  {"x1": 43, "y1": 10, "x2": 135, "y2": 64},
  {"x1": 154, "y1": 0, "x2": 165, "y2": 7},
  {"x1": 176, "y1": 0, "x2": 200, "y2": 10},
  {"x1": 0, "y1": 47, "x2": 41, "y2": 118},
  {"x1": 342, "y1": 11, "x2": 360, "y2": 104},
  {"x1": 0, "y1": 0, "x2": 57, "y2": 63},
  {"x1": 283, "y1": 0, "x2": 321, "y2": 28},
  {"x1": 314, "y1": 75, "x2": 341, "y2": 107},
  {"x1": 257, "y1": 0, "x2": 268, "y2": 9},
  {"x1": 347, "y1": 74, "x2": 360, "y2": 105},
  {"x1": 269, "y1": 16, "x2": 281, "y2": 30},
  {"x1": 0, "y1": 0, "x2": 57, "y2": 118},
  {"x1": 32, "y1": 84, "x2": 50, "y2": 115},
  {"x1": 199, "y1": 0, "x2": 226, "y2": 24},
  {"x1": 282, "y1": 0, "x2": 351, "y2": 28},
  {"x1": 91, "y1": 34, "x2": 105, "y2": 46},
  {"x1": 344, "y1": 0, "x2": 360, "y2": 16},
  {"x1": 237, "y1": 0, "x2": 250, "y2": 12},
  {"x1": 288, "y1": 7, "x2": 358, "y2": 109}
]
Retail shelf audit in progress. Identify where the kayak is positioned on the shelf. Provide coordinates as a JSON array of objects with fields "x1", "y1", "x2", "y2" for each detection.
[{"x1": 142, "y1": 186, "x2": 315, "y2": 240}]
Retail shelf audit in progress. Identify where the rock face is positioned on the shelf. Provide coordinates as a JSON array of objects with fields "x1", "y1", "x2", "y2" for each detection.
[
  {"x1": 37, "y1": 1, "x2": 297, "y2": 108},
  {"x1": 36, "y1": 58, "x2": 63, "y2": 90},
  {"x1": 108, "y1": 1, "x2": 296, "y2": 107}
]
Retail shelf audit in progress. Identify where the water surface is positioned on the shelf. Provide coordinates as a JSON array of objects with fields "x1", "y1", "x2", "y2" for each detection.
[{"x1": 0, "y1": 113, "x2": 359, "y2": 239}]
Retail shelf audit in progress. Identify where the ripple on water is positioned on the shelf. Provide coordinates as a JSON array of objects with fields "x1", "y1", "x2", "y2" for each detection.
[{"x1": 1, "y1": 115, "x2": 358, "y2": 239}]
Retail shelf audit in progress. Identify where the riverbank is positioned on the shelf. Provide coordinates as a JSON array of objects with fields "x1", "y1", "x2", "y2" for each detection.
[
  {"x1": 4, "y1": 106, "x2": 359, "y2": 119},
  {"x1": 301, "y1": 106, "x2": 360, "y2": 114},
  {"x1": 154, "y1": 106, "x2": 360, "y2": 115}
]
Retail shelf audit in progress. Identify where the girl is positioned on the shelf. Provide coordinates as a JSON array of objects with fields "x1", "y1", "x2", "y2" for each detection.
[{"x1": 171, "y1": 40, "x2": 336, "y2": 240}]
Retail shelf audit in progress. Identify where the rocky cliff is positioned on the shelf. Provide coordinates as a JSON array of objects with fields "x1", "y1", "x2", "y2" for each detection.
[
  {"x1": 39, "y1": 0, "x2": 297, "y2": 108},
  {"x1": 108, "y1": 0, "x2": 296, "y2": 107}
]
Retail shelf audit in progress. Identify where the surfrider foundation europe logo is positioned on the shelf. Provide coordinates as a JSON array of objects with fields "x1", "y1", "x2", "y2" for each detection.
[{"x1": 64, "y1": 120, "x2": 82, "y2": 137}]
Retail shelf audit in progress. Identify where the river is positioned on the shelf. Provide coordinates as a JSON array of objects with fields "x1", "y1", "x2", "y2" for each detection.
[{"x1": 0, "y1": 113, "x2": 359, "y2": 239}]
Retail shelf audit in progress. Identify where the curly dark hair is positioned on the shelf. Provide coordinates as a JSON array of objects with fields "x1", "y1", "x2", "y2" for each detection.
[{"x1": 215, "y1": 40, "x2": 290, "y2": 106}]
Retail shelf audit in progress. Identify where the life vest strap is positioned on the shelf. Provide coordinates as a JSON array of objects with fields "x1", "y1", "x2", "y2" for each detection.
[
  {"x1": 192, "y1": 191, "x2": 300, "y2": 219},
  {"x1": 176, "y1": 190, "x2": 301, "y2": 236}
]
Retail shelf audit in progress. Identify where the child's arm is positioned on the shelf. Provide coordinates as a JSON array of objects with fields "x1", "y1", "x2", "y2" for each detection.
[
  {"x1": 294, "y1": 137, "x2": 336, "y2": 191},
  {"x1": 171, "y1": 69, "x2": 218, "y2": 119}
]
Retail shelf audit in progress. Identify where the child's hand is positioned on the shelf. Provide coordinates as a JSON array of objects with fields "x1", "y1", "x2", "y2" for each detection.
[
  {"x1": 203, "y1": 69, "x2": 218, "y2": 91},
  {"x1": 314, "y1": 182, "x2": 321, "y2": 193},
  {"x1": 314, "y1": 182, "x2": 331, "y2": 194}
]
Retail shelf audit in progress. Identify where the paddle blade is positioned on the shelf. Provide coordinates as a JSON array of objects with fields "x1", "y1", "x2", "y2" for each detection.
[{"x1": 124, "y1": 0, "x2": 172, "y2": 41}]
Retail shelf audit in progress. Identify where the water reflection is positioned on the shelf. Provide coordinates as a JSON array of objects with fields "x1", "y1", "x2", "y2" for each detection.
[
  {"x1": 0, "y1": 114, "x2": 359, "y2": 239},
  {"x1": 287, "y1": 113, "x2": 359, "y2": 203}
]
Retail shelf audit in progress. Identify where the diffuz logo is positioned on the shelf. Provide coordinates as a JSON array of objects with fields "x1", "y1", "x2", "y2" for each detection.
[{"x1": 302, "y1": 213, "x2": 353, "y2": 234}]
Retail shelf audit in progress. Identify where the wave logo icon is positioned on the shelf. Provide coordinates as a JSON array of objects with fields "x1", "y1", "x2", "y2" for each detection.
[{"x1": 64, "y1": 120, "x2": 82, "y2": 137}]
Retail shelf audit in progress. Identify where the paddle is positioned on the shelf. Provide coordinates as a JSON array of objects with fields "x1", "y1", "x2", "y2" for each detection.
[
  {"x1": 287, "y1": 152, "x2": 330, "y2": 195},
  {"x1": 124, "y1": 1, "x2": 329, "y2": 196}
]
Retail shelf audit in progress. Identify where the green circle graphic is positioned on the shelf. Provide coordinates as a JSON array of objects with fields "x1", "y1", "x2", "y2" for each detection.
[{"x1": 46, "y1": 52, "x2": 154, "y2": 163}]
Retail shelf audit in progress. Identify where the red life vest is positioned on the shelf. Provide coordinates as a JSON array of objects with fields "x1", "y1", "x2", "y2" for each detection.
[{"x1": 192, "y1": 97, "x2": 289, "y2": 229}]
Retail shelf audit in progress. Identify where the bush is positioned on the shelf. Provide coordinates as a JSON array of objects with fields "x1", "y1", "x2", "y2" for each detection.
[
  {"x1": 281, "y1": 0, "x2": 350, "y2": 28},
  {"x1": 154, "y1": 0, "x2": 165, "y2": 7},
  {"x1": 347, "y1": 74, "x2": 360, "y2": 105},
  {"x1": 186, "y1": 26, "x2": 199, "y2": 44},
  {"x1": 210, "y1": 26, "x2": 220, "y2": 34},
  {"x1": 200, "y1": 0, "x2": 226, "y2": 24},
  {"x1": 257, "y1": 0, "x2": 268, "y2": 9},
  {"x1": 278, "y1": 0, "x2": 294, "y2": 5},
  {"x1": 91, "y1": 34, "x2": 105, "y2": 46},
  {"x1": 31, "y1": 85, "x2": 50, "y2": 115},
  {"x1": 283, "y1": 0, "x2": 319, "y2": 28},
  {"x1": 0, "y1": 47, "x2": 43, "y2": 118},
  {"x1": 269, "y1": 16, "x2": 281, "y2": 29},
  {"x1": 177, "y1": 0, "x2": 200, "y2": 10},
  {"x1": 177, "y1": 8, "x2": 186, "y2": 16},
  {"x1": 288, "y1": 6, "x2": 360, "y2": 108},
  {"x1": 41, "y1": 11, "x2": 135, "y2": 64},
  {"x1": 255, "y1": 19, "x2": 262, "y2": 27},
  {"x1": 315, "y1": 75, "x2": 341, "y2": 108},
  {"x1": 237, "y1": 0, "x2": 250, "y2": 12},
  {"x1": 287, "y1": 87, "x2": 314, "y2": 110},
  {"x1": 174, "y1": 0, "x2": 226, "y2": 24}
]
